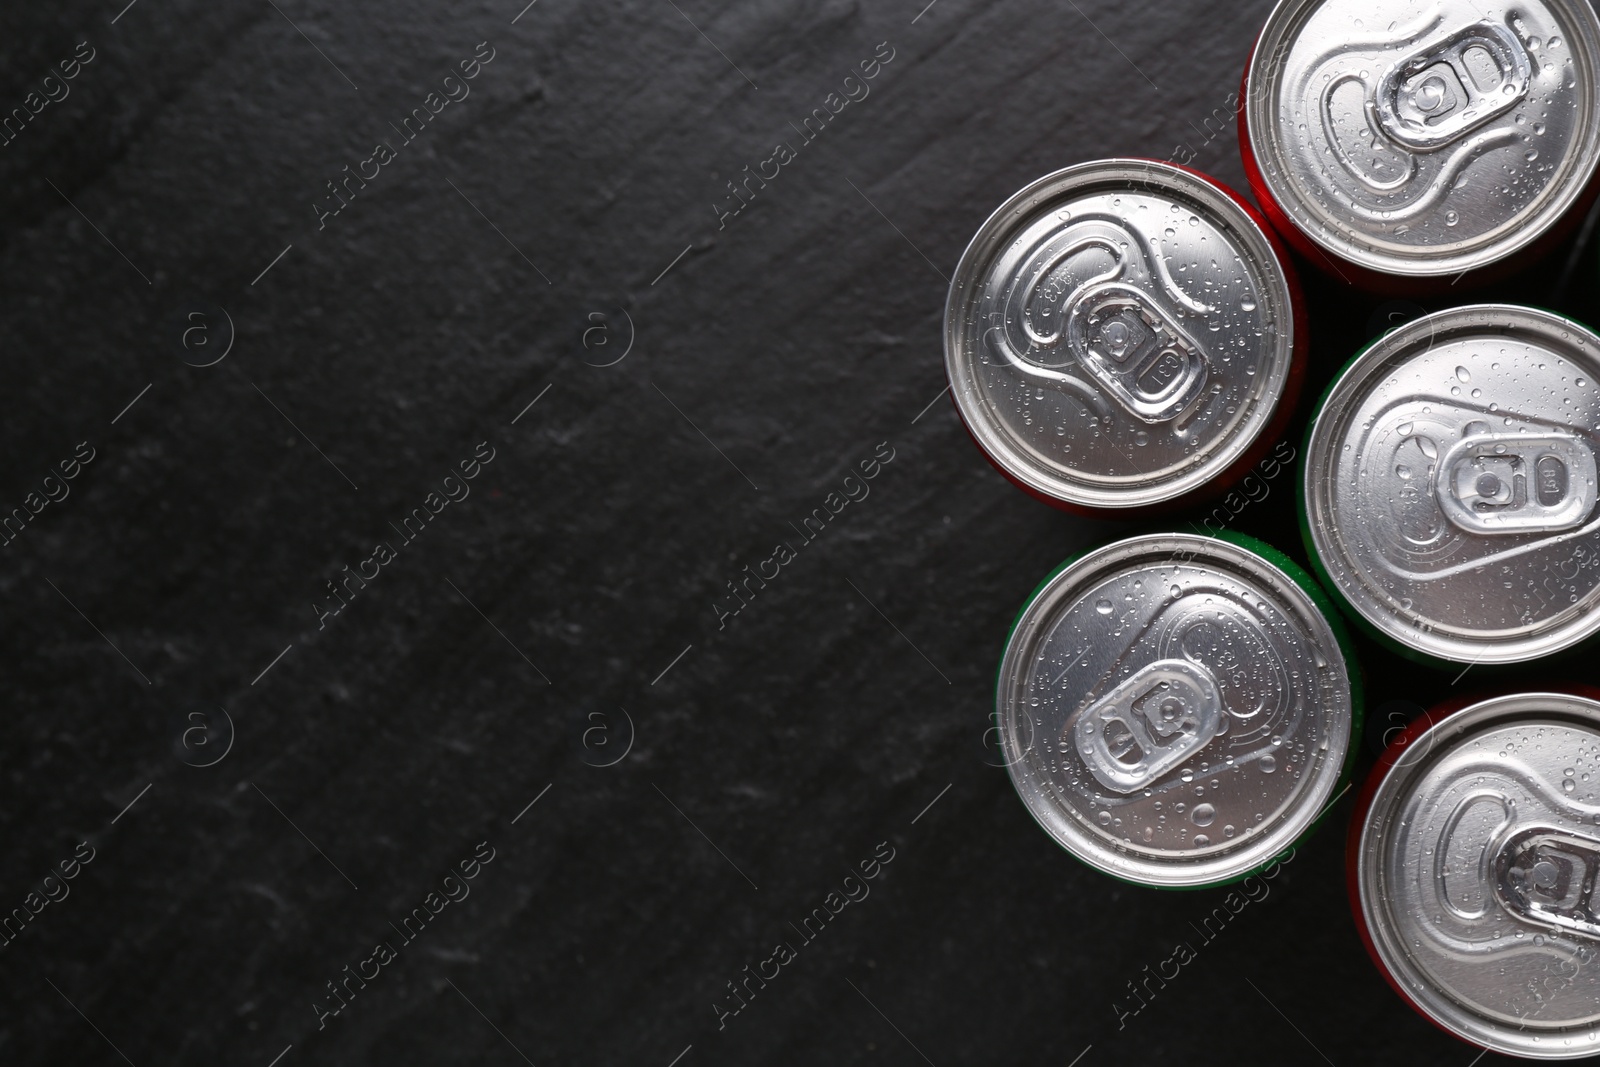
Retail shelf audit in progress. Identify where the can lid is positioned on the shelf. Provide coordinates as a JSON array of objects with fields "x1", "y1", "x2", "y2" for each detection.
[
  {"x1": 998, "y1": 534, "x2": 1354, "y2": 887},
  {"x1": 1305, "y1": 304, "x2": 1600, "y2": 664},
  {"x1": 944, "y1": 160, "x2": 1296, "y2": 510},
  {"x1": 1359, "y1": 693, "x2": 1600, "y2": 1058},
  {"x1": 1245, "y1": 0, "x2": 1600, "y2": 277}
]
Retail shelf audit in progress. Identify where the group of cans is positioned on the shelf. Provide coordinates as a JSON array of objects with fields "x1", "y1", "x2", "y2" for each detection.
[{"x1": 947, "y1": 0, "x2": 1600, "y2": 1058}]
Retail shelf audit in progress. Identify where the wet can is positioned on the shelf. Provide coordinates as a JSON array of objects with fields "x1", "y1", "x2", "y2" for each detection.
[
  {"x1": 1351, "y1": 688, "x2": 1600, "y2": 1058},
  {"x1": 996, "y1": 532, "x2": 1359, "y2": 888},
  {"x1": 944, "y1": 159, "x2": 1306, "y2": 514},
  {"x1": 1241, "y1": 0, "x2": 1600, "y2": 290},
  {"x1": 1302, "y1": 304, "x2": 1600, "y2": 667}
]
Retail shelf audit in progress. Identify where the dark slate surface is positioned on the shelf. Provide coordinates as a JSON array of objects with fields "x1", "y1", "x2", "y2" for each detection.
[{"x1": 3, "y1": 1, "x2": 1597, "y2": 1064}]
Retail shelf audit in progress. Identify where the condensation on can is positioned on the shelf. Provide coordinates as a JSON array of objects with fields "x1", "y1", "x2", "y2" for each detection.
[
  {"x1": 944, "y1": 159, "x2": 1304, "y2": 513},
  {"x1": 1242, "y1": 0, "x2": 1600, "y2": 283},
  {"x1": 1353, "y1": 690, "x2": 1600, "y2": 1059},
  {"x1": 997, "y1": 532, "x2": 1357, "y2": 888},
  {"x1": 1303, "y1": 304, "x2": 1600, "y2": 666}
]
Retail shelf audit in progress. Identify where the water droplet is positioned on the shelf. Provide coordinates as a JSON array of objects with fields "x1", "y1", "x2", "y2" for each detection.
[
  {"x1": 1564, "y1": 779, "x2": 1578, "y2": 794},
  {"x1": 1193, "y1": 834, "x2": 1210, "y2": 848},
  {"x1": 1456, "y1": 366, "x2": 1471, "y2": 383},
  {"x1": 1398, "y1": 422, "x2": 1415, "y2": 436},
  {"x1": 1134, "y1": 430, "x2": 1149, "y2": 447},
  {"x1": 1192, "y1": 803, "x2": 1216, "y2": 827},
  {"x1": 1445, "y1": 210, "x2": 1460, "y2": 227},
  {"x1": 1170, "y1": 584, "x2": 1182, "y2": 598},
  {"x1": 1097, "y1": 810, "x2": 1113, "y2": 825},
  {"x1": 1241, "y1": 295, "x2": 1257, "y2": 312},
  {"x1": 1260, "y1": 754, "x2": 1277, "y2": 773},
  {"x1": 1396, "y1": 464, "x2": 1412, "y2": 479},
  {"x1": 1095, "y1": 599, "x2": 1113, "y2": 615}
]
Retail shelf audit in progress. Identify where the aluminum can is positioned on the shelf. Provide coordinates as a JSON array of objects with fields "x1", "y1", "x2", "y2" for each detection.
[
  {"x1": 1303, "y1": 304, "x2": 1600, "y2": 666},
  {"x1": 1242, "y1": 0, "x2": 1600, "y2": 287},
  {"x1": 945, "y1": 159, "x2": 1305, "y2": 513},
  {"x1": 997, "y1": 532, "x2": 1358, "y2": 888},
  {"x1": 1352, "y1": 689, "x2": 1600, "y2": 1059}
]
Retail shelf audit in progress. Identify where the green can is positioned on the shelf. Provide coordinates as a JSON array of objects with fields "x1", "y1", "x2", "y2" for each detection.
[
  {"x1": 996, "y1": 531, "x2": 1362, "y2": 888},
  {"x1": 1302, "y1": 304, "x2": 1600, "y2": 668}
]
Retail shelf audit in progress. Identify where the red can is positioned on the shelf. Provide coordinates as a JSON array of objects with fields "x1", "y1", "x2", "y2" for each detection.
[
  {"x1": 1349, "y1": 686, "x2": 1600, "y2": 1058},
  {"x1": 944, "y1": 159, "x2": 1305, "y2": 515},
  {"x1": 1240, "y1": 0, "x2": 1600, "y2": 292}
]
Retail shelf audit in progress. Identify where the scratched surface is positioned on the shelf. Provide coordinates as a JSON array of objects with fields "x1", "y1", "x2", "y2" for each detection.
[{"x1": 1, "y1": 1, "x2": 1596, "y2": 1065}]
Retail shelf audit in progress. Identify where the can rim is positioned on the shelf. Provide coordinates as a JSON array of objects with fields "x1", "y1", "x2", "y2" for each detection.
[
  {"x1": 1244, "y1": 0, "x2": 1600, "y2": 278},
  {"x1": 1354, "y1": 691, "x2": 1600, "y2": 1058},
  {"x1": 996, "y1": 532, "x2": 1356, "y2": 888},
  {"x1": 1303, "y1": 303, "x2": 1600, "y2": 664},
  {"x1": 943, "y1": 159, "x2": 1298, "y2": 510}
]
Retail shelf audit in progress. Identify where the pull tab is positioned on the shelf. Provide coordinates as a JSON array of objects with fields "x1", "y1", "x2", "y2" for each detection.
[
  {"x1": 1436, "y1": 433, "x2": 1598, "y2": 534},
  {"x1": 1373, "y1": 21, "x2": 1531, "y2": 151},
  {"x1": 999, "y1": 216, "x2": 1214, "y2": 425},
  {"x1": 1074, "y1": 659, "x2": 1222, "y2": 794},
  {"x1": 1065, "y1": 285, "x2": 1211, "y2": 423},
  {"x1": 1494, "y1": 826, "x2": 1600, "y2": 941}
]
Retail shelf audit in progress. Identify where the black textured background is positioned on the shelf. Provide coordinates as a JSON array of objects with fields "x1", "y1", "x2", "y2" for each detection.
[{"x1": 4, "y1": 1, "x2": 1598, "y2": 1065}]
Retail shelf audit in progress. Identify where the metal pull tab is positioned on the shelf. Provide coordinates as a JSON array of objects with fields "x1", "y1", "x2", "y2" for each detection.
[
  {"x1": 999, "y1": 216, "x2": 1214, "y2": 425},
  {"x1": 1494, "y1": 826, "x2": 1600, "y2": 942},
  {"x1": 1374, "y1": 21, "x2": 1531, "y2": 151},
  {"x1": 1436, "y1": 433, "x2": 1598, "y2": 535},
  {"x1": 1064, "y1": 285, "x2": 1210, "y2": 424},
  {"x1": 1074, "y1": 659, "x2": 1222, "y2": 794}
]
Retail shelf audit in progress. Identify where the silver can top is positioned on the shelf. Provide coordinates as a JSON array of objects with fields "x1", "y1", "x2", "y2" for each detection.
[
  {"x1": 1305, "y1": 304, "x2": 1600, "y2": 664},
  {"x1": 945, "y1": 160, "x2": 1297, "y2": 510},
  {"x1": 1359, "y1": 692, "x2": 1600, "y2": 1059},
  {"x1": 998, "y1": 534, "x2": 1354, "y2": 887},
  {"x1": 1246, "y1": 0, "x2": 1600, "y2": 277}
]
